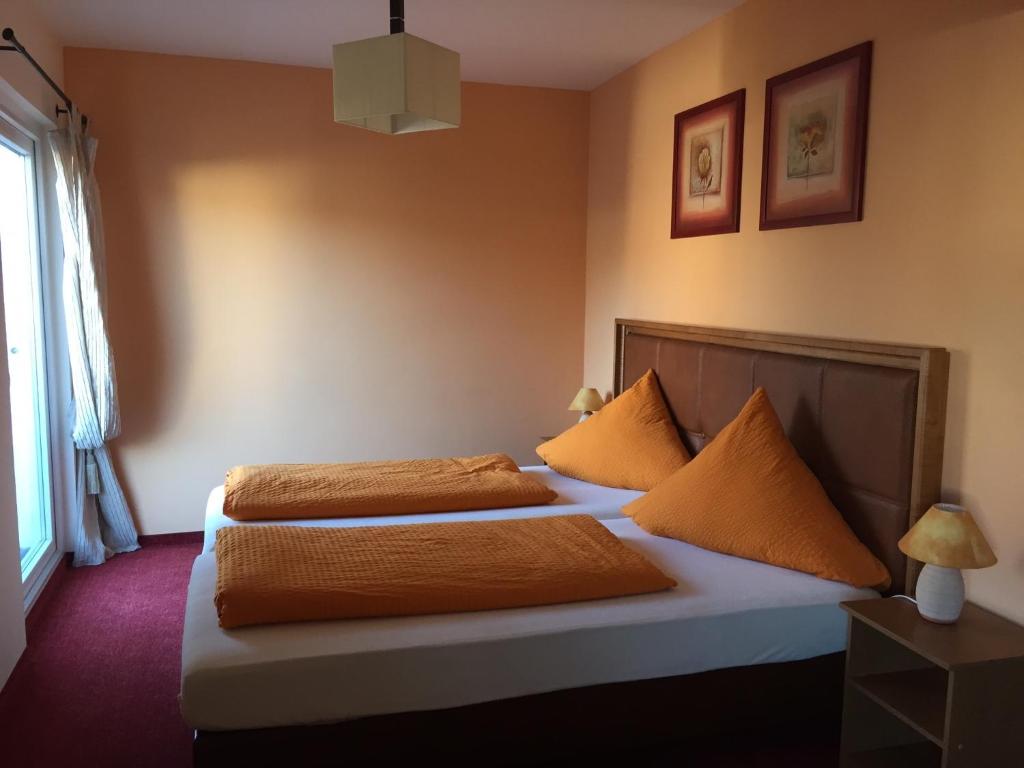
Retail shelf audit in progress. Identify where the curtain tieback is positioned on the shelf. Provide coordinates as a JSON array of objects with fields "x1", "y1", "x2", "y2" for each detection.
[{"x1": 85, "y1": 449, "x2": 101, "y2": 495}]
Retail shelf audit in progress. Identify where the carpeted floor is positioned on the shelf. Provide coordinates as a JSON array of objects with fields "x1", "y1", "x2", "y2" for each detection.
[
  {"x1": 0, "y1": 541, "x2": 839, "y2": 768},
  {"x1": 0, "y1": 540, "x2": 200, "y2": 768}
]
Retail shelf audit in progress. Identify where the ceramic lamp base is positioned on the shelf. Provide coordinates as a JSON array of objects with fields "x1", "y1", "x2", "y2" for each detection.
[
  {"x1": 577, "y1": 412, "x2": 592, "y2": 423},
  {"x1": 915, "y1": 564, "x2": 965, "y2": 624}
]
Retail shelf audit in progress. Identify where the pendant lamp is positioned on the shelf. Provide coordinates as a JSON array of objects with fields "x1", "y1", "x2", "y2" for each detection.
[{"x1": 332, "y1": 0, "x2": 461, "y2": 134}]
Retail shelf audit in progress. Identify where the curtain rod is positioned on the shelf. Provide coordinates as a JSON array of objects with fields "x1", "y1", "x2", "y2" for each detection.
[{"x1": 1, "y1": 27, "x2": 89, "y2": 129}]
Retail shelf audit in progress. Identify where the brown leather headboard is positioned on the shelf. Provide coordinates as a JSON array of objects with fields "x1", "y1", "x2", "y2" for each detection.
[{"x1": 614, "y1": 320, "x2": 949, "y2": 595}]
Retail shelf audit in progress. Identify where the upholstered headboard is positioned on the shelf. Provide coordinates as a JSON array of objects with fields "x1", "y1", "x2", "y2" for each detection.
[{"x1": 614, "y1": 320, "x2": 949, "y2": 595}]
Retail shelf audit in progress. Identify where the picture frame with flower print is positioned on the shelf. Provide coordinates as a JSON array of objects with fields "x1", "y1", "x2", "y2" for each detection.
[
  {"x1": 760, "y1": 41, "x2": 872, "y2": 230},
  {"x1": 671, "y1": 89, "x2": 745, "y2": 238}
]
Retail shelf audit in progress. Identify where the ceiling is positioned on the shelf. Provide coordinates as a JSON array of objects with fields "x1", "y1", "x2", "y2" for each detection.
[{"x1": 33, "y1": 0, "x2": 743, "y2": 91}]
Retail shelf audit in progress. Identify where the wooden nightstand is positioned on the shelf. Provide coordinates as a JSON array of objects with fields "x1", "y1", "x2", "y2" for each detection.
[{"x1": 839, "y1": 598, "x2": 1024, "y2": 767}]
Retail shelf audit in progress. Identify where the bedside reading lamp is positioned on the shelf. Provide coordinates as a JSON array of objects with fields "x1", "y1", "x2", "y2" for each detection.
[
  {"x1": 569, "y1": 388, "x2": 604, "y2": 423},
  {"x1": 898, "y1": 504, "x2": 997, "y2": 624}
]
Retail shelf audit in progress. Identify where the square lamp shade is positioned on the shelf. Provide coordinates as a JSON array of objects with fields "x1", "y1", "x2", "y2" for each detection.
[
  {"x1": 332, "y1": 32, "x2": 460, "y2": 135},
  {"x1": 898, "y1": 503, "x2": 996, "y2": 624},
  {"x1": 569, "y1": 388, "x2": 605, "y2": 414}
]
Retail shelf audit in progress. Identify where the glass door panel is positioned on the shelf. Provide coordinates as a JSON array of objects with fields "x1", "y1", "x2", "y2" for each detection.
[{"x1": 0, "y1": 116, "x2": 54, "y2": 581}]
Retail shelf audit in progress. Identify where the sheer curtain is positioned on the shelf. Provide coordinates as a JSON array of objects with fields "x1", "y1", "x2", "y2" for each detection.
[{"x1": 48, "y1": 109, "x2": 139, "y2": 566}]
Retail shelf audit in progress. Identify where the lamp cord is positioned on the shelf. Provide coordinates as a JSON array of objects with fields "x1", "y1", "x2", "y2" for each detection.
[{"x1": 890, "y1": 593, "x2": 918, "y2": 605}]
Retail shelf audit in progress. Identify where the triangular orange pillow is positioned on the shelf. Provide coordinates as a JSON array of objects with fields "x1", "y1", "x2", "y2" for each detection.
[
  {"x1": 537, "y1": 370, "x2": 689, "y2": 491},
  {"x1": 624, "y1": 387, "x2": 890, "y2": 589}
]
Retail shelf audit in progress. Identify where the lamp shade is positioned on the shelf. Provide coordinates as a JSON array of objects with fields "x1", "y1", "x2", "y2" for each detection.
[
  {"x1": 332, "y1": 32, "x2": 460, "y2": 135},
  {"x1": 568, "y1": 388, "x2": 605, "y2": 413},
  {"x1": 898, "y1": 504, "x2": 997, "y2": 569}
]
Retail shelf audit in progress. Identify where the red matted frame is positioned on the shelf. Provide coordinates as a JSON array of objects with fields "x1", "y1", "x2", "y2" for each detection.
[
  {"x1": 759, "y1": 41, "x2": 872, "y2": 230},
  {"x1": 670, "y1": 89, "x2": 745, "y2": 239}
]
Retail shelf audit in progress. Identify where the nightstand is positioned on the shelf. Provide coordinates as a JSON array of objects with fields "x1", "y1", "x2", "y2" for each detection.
[{"x1": 839, "y1": 598, "x2": 1024, "y2": 767}]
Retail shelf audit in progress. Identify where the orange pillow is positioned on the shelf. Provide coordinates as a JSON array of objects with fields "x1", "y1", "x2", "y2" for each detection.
[
  {"x1": 536, "y1": 370, "x2": 689, "y2": 491},
  {"x1": 624, "y1": 387, "x2": 890, "y2": 589}
]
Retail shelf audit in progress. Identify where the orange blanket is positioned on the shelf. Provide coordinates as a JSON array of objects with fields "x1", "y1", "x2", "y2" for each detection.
[
  {"x1": 214, "y1": 516, "x2": 676, "y2": 628},
  {"x1": 222, "y1": 453, "x2": 557, "y2": 521}
]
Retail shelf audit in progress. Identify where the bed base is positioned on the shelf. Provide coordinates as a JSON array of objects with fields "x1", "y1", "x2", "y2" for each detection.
[{"x1": 193, "y1": 652, "x2": 844, "y2": 767}]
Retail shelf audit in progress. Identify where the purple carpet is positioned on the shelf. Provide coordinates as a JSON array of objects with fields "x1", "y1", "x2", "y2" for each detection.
[
  {"x1": 0, "y1": 539, "x2": 200, "y2": 768},
  {"x1": 0, "y1": 539, "x2": 838, "y2": 767}
]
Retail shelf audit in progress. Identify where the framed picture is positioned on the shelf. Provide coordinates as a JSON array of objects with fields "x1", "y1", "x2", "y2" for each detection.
[
  {"x1": 671, "y1": 89, "x2": 745, "y2": 238},
  {"x1": 760, "y1": 41, "x2": 872, "y2": 230}
]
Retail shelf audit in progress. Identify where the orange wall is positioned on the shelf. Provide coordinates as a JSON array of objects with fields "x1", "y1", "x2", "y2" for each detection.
[
  {"x1": 0, "y1": 0, "x2": 64, "y2": 117},
  {"x1": 584, "y1": 0, "x2": 1024, "y2": 622},
  {"x1": 64, "y1": 48, "x2": 589, "y2": 535}
]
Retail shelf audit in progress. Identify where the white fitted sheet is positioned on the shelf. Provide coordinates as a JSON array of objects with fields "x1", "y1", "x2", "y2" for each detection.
[
  {"x1": 181, "y1": 516, "x2": 877, "y2": 731},
  {"x1": 201, "y1": 466, "x2": 641, "y2": 553}
]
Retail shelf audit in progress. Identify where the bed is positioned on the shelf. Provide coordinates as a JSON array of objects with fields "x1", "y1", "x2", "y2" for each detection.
[
  {"x1": 200, "y1": 465, "x2": 641, "y2": 553},
  {"x1": 184, "y1": 516, "x2": 876, "y2": 730},
  {"x1": 182, "y1": 320, "x2": 949, "y2": 766}
]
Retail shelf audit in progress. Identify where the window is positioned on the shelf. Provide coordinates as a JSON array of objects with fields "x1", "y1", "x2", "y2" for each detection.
[{"x1": 0, "y1": 115, "x2": 55, "y2": 584}]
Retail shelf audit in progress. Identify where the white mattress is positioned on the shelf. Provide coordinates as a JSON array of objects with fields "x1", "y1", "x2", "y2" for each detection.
[
  {"x1": 181, "y1": 516, "x2": 877, "y2": 731},
  {"x1": 201, "y1": 465, "x2": 641, "y2": 553}
]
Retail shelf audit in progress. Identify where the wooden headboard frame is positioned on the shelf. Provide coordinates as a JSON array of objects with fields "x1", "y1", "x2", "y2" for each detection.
[{"x1": 614, "y1": 319, "x2": 949, "y2": 593}]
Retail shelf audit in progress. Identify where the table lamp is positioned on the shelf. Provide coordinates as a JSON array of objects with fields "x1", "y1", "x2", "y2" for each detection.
[
  {"x1": 898, "y1": 503, "x2": 997, "y2": 624},
  {"x1": 568, "y1": 388, "x2": 604, "y2": 423}
]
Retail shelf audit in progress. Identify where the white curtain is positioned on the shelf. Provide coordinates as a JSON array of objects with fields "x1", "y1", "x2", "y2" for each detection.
[{"x1": 49, "y1": 109, "x2": 139, "y2": 566}]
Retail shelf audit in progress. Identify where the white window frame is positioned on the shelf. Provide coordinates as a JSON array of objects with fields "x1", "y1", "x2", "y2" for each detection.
[{"x1": 0, "y1": 79, "x2": 75, "y2": 611}]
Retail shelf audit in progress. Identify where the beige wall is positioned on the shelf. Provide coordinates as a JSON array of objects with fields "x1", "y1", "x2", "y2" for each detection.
[
  {"x1": 64, "y1": 48, "x2": 589, "y2": 535},
  {"x1": 0, "y1": 0, "x2": 64, "y2": 117},
  {"x1": 584, "y1": 0, "x2": 1024, "y2": 622}
]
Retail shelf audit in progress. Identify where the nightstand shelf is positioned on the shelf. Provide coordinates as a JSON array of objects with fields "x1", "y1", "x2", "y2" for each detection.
[
  {"x1": 848, "y1": 667, "x2": 947, "y2": 745},
  {"x1": 840, "y1": 598, "x2": 1024, "y2": 768}
]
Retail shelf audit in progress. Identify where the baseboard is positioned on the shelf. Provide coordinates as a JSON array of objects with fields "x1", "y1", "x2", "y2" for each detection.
[{"x1": 138, "y1": 531, "x2": 204, "y2": 546}]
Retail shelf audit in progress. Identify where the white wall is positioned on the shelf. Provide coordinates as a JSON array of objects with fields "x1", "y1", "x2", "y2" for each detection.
[{"x1": 0, "y1": 277, "x2": 25, "y2": 687}]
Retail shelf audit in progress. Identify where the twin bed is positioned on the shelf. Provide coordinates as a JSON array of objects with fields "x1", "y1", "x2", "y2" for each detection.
[
  {"x1": 200, "y1": 466, "x2": 642, "y2": 551},
  {"x1": 180, "y1": 320, "x2": 949, "y2": 766}
]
